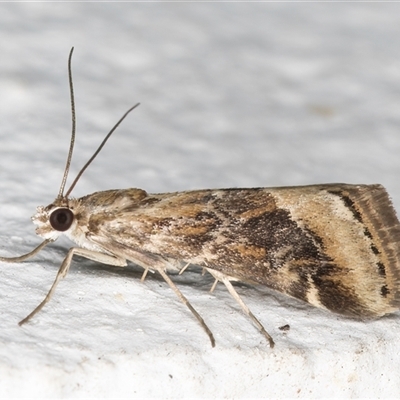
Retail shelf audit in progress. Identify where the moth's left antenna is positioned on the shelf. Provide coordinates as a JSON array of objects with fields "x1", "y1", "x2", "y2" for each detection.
[{"x1": 58, "y1": 47, "x2": 76, "y2": 199}]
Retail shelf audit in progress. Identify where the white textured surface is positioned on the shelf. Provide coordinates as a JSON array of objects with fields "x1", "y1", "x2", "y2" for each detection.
[{"x1": 1, "y1": 3, "x2": 400, "y2": 398}]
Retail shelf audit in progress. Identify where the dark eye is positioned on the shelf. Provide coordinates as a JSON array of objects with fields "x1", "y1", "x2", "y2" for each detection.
[{"x1": 49, "y1": 208, "x2": 74, "y2": 232}]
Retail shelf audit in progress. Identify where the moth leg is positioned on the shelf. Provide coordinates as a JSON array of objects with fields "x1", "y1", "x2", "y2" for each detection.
[
  {"x1": 156, "y1": 268, "x2": 215, "y2": 347},
  {"x1": 140, "y1": 268, "x2": 149, "y2": 282},
  {"x1": 206, "y1": 268, "x2": 275, "y2": 348},
  {"x1": 209, "y1": 278, "x2": 219, "y2": 293},
  {"x1": 19, "y1": 247, "x2": 126, "y2": 326},
  {"x1": 178, "y1": 262, "x2": 190, "y2": 275},
  {"x1": 0, "y1": 239, "x2": 52, "y2": 262},
  {"x1": 137, "y1": 262, "x2": 215, "y2": 346},
  {"x1": 86, "y1": 241, "x2": 216, "y2": 347}
]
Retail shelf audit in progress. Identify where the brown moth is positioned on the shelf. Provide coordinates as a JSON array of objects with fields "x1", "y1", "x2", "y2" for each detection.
[{"x1": 2, "y1": 49, "x2": 400, "y2": 348}]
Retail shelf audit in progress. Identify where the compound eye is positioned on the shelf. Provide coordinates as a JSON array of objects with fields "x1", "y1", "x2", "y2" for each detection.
[{"x1": 49, "y1": 208, "x2": 74, "y2": 232}]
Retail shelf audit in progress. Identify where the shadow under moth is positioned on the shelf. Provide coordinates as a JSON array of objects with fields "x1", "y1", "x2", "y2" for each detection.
[{"x1": 1, "y1": 48, "x2": 400, "y2": 348}]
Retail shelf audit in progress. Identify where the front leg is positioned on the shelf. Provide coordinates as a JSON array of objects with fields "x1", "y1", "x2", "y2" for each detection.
[{"x1": 19, "y1": 247, "x2": 127, "y2": 325}]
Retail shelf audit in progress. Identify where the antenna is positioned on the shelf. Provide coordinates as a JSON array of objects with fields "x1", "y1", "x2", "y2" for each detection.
[
  {"x1": 57, "y1": 47, "x2": 140, "y2": 199},
  {"x1": 64, "y1": 103, "x2": 139, "y2": 197},
  {"x1": 58, "y1": 47, "x2": 76, "y2": 198}
]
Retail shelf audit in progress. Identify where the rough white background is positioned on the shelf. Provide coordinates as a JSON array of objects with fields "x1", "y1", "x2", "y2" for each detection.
[{"x1": 0, "y1": 2, "x2": 400, "y2": 399}]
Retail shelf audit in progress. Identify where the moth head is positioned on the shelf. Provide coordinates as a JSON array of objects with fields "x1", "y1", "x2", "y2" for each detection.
[{"x1": 32, "y1": 200, "x2": 78, "y2": 240}]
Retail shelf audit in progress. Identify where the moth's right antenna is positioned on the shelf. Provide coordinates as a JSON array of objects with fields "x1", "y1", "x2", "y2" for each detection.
[
  {"x1": 64, "y1": 102, "x2": 140, "y2": 198},
  {"x1": 58, "y1": 47, "x2": 76, "y2": 199}
]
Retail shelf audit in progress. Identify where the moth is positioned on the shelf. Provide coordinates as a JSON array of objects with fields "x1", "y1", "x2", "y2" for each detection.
[{"x1": 2, "y1": 49, "x2": 400, "y2": 348}]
